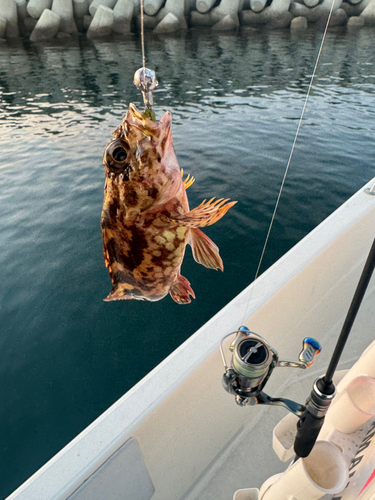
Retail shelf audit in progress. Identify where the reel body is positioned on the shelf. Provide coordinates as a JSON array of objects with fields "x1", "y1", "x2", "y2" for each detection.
[{"x1": 221, "y1": 327, "x2": 321, "y2": 415}]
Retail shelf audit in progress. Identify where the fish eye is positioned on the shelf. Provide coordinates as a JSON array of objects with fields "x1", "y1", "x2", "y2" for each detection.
[
  {"x1": 112, "y1": 146, "x2": 127, "y2": 162},
  {"x1": 104, "y1": 139, "x2": 129, "y2": 173}
]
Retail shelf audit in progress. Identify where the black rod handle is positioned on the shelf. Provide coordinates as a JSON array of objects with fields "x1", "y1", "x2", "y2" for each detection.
[
  {"x1": 294, "y1": 377, "x2": 335, "y2": 458},
  {"x1": 294, "y1": 412, "x2": 325, "y2": 458}
]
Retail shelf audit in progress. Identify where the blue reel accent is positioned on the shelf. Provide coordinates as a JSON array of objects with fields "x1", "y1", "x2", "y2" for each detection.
[
  {"x1": 300, "y1": 337, "x2": 321, "y2": 366},
  {"x1": 304, "y1": 337, "x2": 321, "y2": 353}
]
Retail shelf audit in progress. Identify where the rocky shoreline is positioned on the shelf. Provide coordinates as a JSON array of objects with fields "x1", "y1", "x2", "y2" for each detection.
[{"x1": 0, "y1": 0, "x2": 374, "y2": 42}]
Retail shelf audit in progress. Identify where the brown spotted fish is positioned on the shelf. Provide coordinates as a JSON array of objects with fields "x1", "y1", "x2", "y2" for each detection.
[{"x1": 101, "y1": 104, "x2": 236, "y2": 304}]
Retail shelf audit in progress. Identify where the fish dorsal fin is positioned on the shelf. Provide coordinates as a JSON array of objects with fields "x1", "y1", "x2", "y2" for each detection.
[
  {"x1": 190, "y1": 228, "x2": 223, "y2": 271},
  {"x1": 180, "y1": 169, "x2": 195, "y2": 189},
  {"x1": 183, "y1": 173, "x2": 195, "y2": 190}
]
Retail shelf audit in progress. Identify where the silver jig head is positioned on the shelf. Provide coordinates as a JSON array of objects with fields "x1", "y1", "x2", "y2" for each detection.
[{"x1": 134, "y1": 67, "x2": 158, "y2": 109}]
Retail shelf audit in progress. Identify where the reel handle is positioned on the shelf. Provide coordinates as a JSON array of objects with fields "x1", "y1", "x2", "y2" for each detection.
[{"x1": 277, "y1": 338, "x2": 321, "y2": 369}]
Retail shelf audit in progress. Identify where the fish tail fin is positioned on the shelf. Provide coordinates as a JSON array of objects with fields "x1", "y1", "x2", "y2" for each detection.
[
  {"x1": 190, "y1": 228, "x2": 223, "y2": 271},
  {"x1": 104, "y1": 284, "x2": 134, "y2": 302},
  {"x1": 166, "y1": 198, "x2": 237, "y2": 228},
  {"x1": 169, "y1": 275, "x2": 195, "y2": 304}
]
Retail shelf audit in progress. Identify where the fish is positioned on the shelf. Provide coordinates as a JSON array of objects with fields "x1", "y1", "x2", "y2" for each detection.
[{"x1": 100, "y1": 103, "x2": 236, "y2": 304}]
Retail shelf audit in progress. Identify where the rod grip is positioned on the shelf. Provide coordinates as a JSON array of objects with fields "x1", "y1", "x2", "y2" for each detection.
[
  {"x1": 294, "y1": 412, "x2": 325, "y2": 458},
  {"x1": 293, "y1": 377, "x2": 335, "y2": 458}
]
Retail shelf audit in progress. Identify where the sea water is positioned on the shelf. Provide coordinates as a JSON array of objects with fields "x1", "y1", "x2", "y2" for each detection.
[{"x1": 0, "y1": 28, "x2": 374, "y2": 498}]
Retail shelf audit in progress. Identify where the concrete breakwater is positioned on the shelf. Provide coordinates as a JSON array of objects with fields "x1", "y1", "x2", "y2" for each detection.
[{"x1": 0, "y1": 0, "x2": 374, "y2": 41}]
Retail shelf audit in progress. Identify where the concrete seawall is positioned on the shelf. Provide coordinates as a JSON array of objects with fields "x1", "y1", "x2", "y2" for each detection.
[{"x1": 0, "y1": 0, "x2": 374, "y2": 41}]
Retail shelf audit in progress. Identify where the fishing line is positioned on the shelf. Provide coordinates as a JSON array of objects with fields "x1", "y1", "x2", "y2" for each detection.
[
  {"x1": 241, "y1": 0, "x2": 337, "y2": 323},
  {"x1": 134, "y1": 1, "x2": 157, "y2": 116},
  {"x1": 140, "y1": 0, "x2": 146, "y2": 70}
]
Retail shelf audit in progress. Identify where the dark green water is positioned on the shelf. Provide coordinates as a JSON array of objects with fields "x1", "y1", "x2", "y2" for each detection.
[{"x1": 0, "y1": 27, "x2": 374, "y2": 498}]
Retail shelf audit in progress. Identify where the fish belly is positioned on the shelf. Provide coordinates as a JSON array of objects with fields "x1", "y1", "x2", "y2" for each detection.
[{"x1": 103, "y1": 221, "x2": 188, "y2": 302}]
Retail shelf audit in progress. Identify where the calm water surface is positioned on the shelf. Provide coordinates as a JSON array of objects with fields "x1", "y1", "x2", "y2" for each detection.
[{"x1": 0, "y1": 28, "x2": 374, "y2": 498}]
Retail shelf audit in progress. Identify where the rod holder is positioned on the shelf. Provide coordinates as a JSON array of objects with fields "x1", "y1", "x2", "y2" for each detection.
[{"x1": 260, "y1": 441, "x2": 348, "y2": 500}]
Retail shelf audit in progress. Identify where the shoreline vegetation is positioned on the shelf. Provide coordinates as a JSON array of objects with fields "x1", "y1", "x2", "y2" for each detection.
[{"x1": 0, "y1": 0, "x2": 374, "y2": 42}]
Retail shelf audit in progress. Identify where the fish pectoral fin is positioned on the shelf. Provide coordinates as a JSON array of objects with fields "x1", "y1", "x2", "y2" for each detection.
[
  {"x1": 104, "y1": 284, "x2": 136, "y2": 302},
  {"x1": 190, "y1": 228, "x2": 223, "y2": 271},
  {"x1": 167, "y1": 198, "x2": 237, "y2": 228},
  {"x1": 169, "y1": 275, "x2": 195, "y2": 304}
]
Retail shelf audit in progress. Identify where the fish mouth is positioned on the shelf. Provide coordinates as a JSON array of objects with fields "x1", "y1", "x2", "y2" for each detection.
[
  {"x1": 126, "y1": 103, "x2": 161, "y2": 135},
  {"x1": 128, "y1": 103, "x2": 144, "y2": 120}
]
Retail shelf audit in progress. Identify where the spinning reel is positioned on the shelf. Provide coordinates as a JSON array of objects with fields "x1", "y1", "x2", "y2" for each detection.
[{"x1": 221, "y1": 326, "x2": 322, "y2": 416}]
